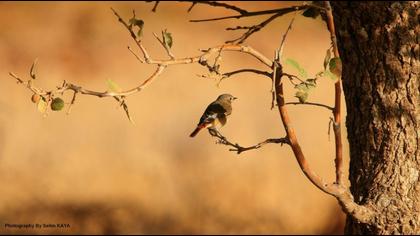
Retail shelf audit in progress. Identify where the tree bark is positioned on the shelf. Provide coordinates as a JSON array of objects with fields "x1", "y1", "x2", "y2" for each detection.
[{"x1": 331, "y1": 2, "x2": 419, "y2": 234}]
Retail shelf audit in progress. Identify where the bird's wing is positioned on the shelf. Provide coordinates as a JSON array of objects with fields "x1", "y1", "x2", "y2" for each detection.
[{"x1": 198, "y1": 102, "x2": 227, "y2": 125}]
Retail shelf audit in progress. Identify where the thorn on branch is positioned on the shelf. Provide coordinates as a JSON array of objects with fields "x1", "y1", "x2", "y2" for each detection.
[{"x1": 114, "y1": 96, "x2": 135, "y2": 124}]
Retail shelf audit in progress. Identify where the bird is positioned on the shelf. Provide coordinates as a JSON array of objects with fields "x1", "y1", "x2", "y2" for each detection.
[{"x1": 190, "y1": 94, "x2": 237, "y2": 138}]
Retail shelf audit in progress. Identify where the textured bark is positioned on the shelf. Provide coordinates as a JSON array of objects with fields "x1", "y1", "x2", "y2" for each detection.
[{"x1": 331, "y1": 2, "x2": 419, "y2": 234}]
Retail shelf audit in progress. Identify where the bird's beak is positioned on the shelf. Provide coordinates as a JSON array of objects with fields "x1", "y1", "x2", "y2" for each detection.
[{"x1": 233, "y1": 97, "x2": 238, "y2": 100}]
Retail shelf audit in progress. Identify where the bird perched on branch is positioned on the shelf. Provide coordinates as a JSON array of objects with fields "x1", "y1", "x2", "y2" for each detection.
[{"x1": 190, "y1": 94, "x2": 237, "y2": 137}]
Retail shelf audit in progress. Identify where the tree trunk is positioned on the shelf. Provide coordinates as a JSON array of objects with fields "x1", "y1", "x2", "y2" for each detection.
[{"x1": 331, "y1": 2, "x2": 419, "y2": 234}]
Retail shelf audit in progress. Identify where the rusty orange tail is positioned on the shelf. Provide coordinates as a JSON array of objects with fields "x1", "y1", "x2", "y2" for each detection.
[{"x1": 189, "y1": 127, "x2": 202, "y2": 137}]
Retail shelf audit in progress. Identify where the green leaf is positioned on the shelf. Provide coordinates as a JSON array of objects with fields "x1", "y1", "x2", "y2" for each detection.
[
  {"x1": 324, "y1": 69, "x2": 338, "y2": 80},
  {"x1": 302, "y1": 7, "x2": 320, "y2": 19},
  {"x1": 295, "y1": 90, "x2": 308, "y2": 103},
  {"x1": 323, "y1": 49, "x2": 331, "y2": 70},
  {"x1": 285, "y1": 58, "x2": 308, "y2": 79},
  {"x1": 37, "y1": 97, "x2": 47, "y2": 113},
  {"x1": 295, "y1": 83, "x2": 309, "y2": 92},
  {"x1": 162, "y1": 29, "x2": 173, "y2": 48},
  {"x1": 106, "y1": 79, "x2": 122, "y2": 93},
  {"x1": 51, "y1": 97, "x2": 64, "y2": 111},
  {"x1": 129, "y1": 17, "x2": 144, "y2": 38},
  {"x1": 295, "y1": 80, "x2": 316, "y2": 92},
  {"x1": 329, "y1": 57, "x2": 342, "y2": 78}
]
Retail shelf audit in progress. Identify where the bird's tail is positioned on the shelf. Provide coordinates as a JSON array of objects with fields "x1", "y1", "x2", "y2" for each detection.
[
  {"x1": 190, "y1": 123, "x2": 209, "y2": 138},
  {"x1": 189, "y1": 126, "x2": 202, "y2": 137}
]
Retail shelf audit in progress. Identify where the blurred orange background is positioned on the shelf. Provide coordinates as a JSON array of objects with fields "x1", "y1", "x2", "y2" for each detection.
[{"x1": 0, "y1": 1, "x2": 348, "y2": 234}]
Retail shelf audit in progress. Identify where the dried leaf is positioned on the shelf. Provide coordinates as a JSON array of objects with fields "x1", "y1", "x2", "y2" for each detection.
[
  {"x1": 329, "y1": 57, "x2": 342, "y2": 78},
  {"x1": 295, "y1": 90, "x2": 309, "y2": 103},
  {"x1": 129, "y1": 16, "x2": 144, "y2": 38},
  {"x1": 324, "y1": 69, "x2": 338, "y2": 81},
  {"x1": 323, "y1": 49, "x2": 331, "y2": 70},
  {"x1": 30, "y1": 58, "x2": 38, "y2": 79},
  {"x1": 162, "y1": 29, "x2": 173, "y2": 48},
  {"x1": 37, "y1": 97, "x2": 48, "y2": 113},
  {"x1": 302, "y1": 7, "x2": 320, "y2": 19}
]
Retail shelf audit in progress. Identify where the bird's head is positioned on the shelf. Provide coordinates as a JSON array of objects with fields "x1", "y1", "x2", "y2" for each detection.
[{"x1": 217, "y1": 94, "x2": 237, "y2": 103}]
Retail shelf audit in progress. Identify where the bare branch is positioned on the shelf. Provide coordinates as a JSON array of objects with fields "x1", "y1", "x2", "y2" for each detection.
[
  {"x1": 285, "y1": 102, "x2": 334, "y2": 111},
  {"x1": 147, "y1": 1, "x2": 249, "y2": 14},
  {"x1": 153, "y1": 32, "x2": 175, "y2": 59},
  {"x1": 190, "y1": 5, "x2": 308, "y2": 23},
  {"x1": 9, "y1": 65, "x2": 167, "y2": 99},
  {"x1": 278, "y1": 10, "x2": 298, "y2": 59},
  {"x1": 226, "y1": 25, "x2": 252, "y2": 31},
  {"x1": 66, "y1": 91, "x2": 78, "y2": 115},
  {"x1": 181, "y1": 1, "x2": 248, "y2": 14},
  {"x1": 223, "y1": 69, "x2": 272, "y2": 79},
  {"x1": 111, "y1": 8, "x2": 151, "y2": 62},
  {"x1": 324, "y1": 1, "x2": 344, "y2": 186},
  {"x1": 151, "y1": 1, "x2": 160, "y2": 12},
  {"x1": 282, "y1": 72, "x2": 305, "y2": 84},
  {"x1": 127, "y1": 46, "x2": 145, "y2": 63},
  {"x1": 208, "y1": 129, "x2": 288, "y2": 154},
  {"x1": 187, "y1": 2, "x2": 197, "y2": 12},
  {"x1": 226, "y1": 12, "x2": 284, "y2": 44}
]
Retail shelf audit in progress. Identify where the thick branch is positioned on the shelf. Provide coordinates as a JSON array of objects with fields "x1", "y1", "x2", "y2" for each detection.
[
  {"x1": 209, "y1": 129, "x2": 288, "y2": 154},
  {"x1": 275, "y1": 66, "x2": 375, "y2": 224},
  {"x1": 324, "y1": 1, "x2": 344, "y2": 186}
]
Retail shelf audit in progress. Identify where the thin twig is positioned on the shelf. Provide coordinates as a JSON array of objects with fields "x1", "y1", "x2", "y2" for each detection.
[
  {"x1": 328, "y1": 117, "x2": 334, "y2": 141},
  {"x1": 223, "y1": 69, "x2": 272, "y2": 78},
  {"x1": 226, "y1": 26, "x2": 252, "y2": 31},
  {"x1": 285, "y1": 102, "x2": 334, "y2": 111},
  {"x1": 127, "y1": 46, "x2": 145, "y2": 63},
  {"x1": 66, "y1": 91, "x2": 78, "y2": 115},
  {"x1": 209, "y1": 129, "x2": 288, "y2": 154},
  {"x1": 282, "y1": 72, "x2": 305, "y2": 83},
  {"x1": 153, "y1": 32, "x2": 175, "y2": 59},
  {"x1": 180, "y1": 1, "x2": 249, "y2": 14},
  {"x1": 270, "y1": 11, "x2": 297, "y2": 109},
  {"x1": 151, "y1": 1, "x2": 160, "y2": 12},
  {"x1": 278, "y1": 10, "x2": 298, "y2": 59},
  {"x1": 226, "y1": 12, "x2": 285, "y2": 44},
  {"x1": 187, "y1": 2, "x2": 197, "y2": 12},
  {"x1": 10, "y1": 65, "x2": 167, "y2": 98},
  {"x1": 190, "y1": 5, "x2": 308, "y2": 22},
  {"x1": 111, "y1": 8, "x2": 151, "y2": 62}
]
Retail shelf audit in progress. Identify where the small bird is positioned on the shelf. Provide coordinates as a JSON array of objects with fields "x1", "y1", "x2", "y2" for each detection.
[{"x1": 190, "y1": 94, "x2": 237, "y2": 138}]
